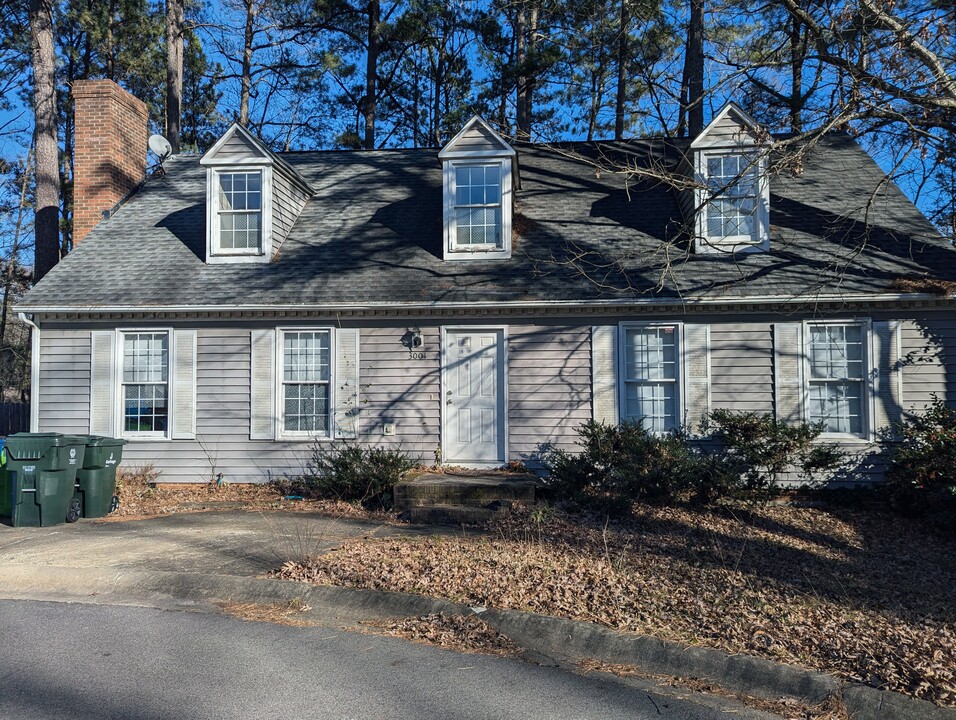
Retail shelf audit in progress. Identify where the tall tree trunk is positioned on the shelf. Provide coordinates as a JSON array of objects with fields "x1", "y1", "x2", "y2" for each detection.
[
  {"x1": 789, "y1": 14, "x2": 803, "y2": 132},
  {"x1": 166, "y1": 0, "x2": 184, "y2": 152},
  {"x1": 587, "y1": 65, "x2": 599, "y2": 141},
  {"x1": 364, "y1": 0, "x2": 379, "y2": 149},
  {"x1": 497, "y1": 76, "x2": 507, "y2": 133},
  {"x1": 105, "y1": 0, "x2": 117, "y2": 80},
  {"x1": 411, "y1": 50, "x2": 421, "y2": 148},
  {"x1": 30, "y1": 0, "x2": 60, "y2": 282},
  {"x1": 515, "y1": 4, "x2": 529, "y2": 140},
  {"x1": 688, "y1": 0, "x2": 704, "y2": 136},
  {"x1": 432, "y1": 42, "x2": 444, "y2": 147},
  {"x1": 614, "y1": 0, "x2": 628, "y2": 140},
  {"x1": 239, "y1": 0, "x2": 254, "y2": 126},
  {"x1": 526, "y1": 5, "x2": 537, "y2": 136},
  {"x1": 678, "y1": 0, "x2": 704, "y2": 137}
]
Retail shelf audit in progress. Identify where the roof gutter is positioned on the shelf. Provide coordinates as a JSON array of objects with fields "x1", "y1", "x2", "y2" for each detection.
[{"x1": 14, "y1": 292, "x2": 953, "y2": 316}]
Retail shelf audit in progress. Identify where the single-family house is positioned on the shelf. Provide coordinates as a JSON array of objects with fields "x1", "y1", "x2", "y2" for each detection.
[{"x1": 17, "y1": 79, "x2": 956, "y2": 483}]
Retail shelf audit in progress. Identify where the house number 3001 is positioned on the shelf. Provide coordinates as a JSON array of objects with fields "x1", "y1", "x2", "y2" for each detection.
[{"x1": 408, "y1": 351, "x2": 426, "y2": 360}]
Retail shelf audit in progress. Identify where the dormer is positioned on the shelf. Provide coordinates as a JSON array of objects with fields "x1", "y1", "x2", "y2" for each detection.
[
  {"x1": 438, "y1": 116, "x2": 517, "y2": 261},
  {"x1": 689, "y1": 103, "x2": 771, "y2": 254},
  {"x1": 200, "y1": 123, "x2": 313, "y2": 264}
]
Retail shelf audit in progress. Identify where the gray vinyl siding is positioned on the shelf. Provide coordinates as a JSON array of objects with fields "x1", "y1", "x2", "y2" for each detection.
[
  {"x1": 676, "y1": 154, "x2": 696, "y2": 224},
  {"x1": 214, "y1": 132, "x2": 266, "y2": 160},
  {"x1": 272, "y1": 169, "x2": 310, "y2": 253},
  {"x1": 900, "y1": 318, "x2": 956, "y2": 411},
  {"x1": 30, "y1": 312, "x2": 956, "y2": 485},
  {"x1": 710, "y1": 323, "x2": 774, "y2": 414},
  {"x1": 450, "y1": 123, "x2": 505, "y2": 152},
  {"x1": 509, "y1": 325, "x2": 591, "y2": 461},
  {"x1": 693, "y1": 111, "x2": 752, "y2": 147},
  {"x1": 37, "y1": 330, "x2": 91, "y2": 433},
  {"x1": 359, "y1": 326, "x2": 441, "y2": 462},
  {"x1": 32, "y1": 325, "x2": 445, "y2": 483}
]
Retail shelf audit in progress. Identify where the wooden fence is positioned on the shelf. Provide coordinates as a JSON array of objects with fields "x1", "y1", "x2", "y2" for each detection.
[{"x1": 0, "y1": 403, "x2": 30, "y2": 436}]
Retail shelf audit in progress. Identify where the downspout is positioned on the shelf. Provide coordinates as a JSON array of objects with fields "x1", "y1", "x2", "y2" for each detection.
[{"x1": 17, "y1": 312, "x2": 39, "y2": 432}]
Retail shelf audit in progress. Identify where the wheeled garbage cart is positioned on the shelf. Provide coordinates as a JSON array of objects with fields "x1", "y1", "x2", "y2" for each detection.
[{"x1": 4, "y1": 433, "x2": 87, "y2": 527}]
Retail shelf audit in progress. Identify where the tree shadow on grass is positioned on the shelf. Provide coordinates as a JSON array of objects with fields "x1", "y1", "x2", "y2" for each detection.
[{"x1": 537, "y1": 503, "x2": 956, "y2": 626}]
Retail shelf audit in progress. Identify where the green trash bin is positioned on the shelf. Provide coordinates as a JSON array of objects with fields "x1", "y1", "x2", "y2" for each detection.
[
  {"x1": 5, "y1": 433, "x2": 87, "y2": 527},
  {"x1": 0, "y1": 439, "x2": 10, "y2": 518},
  {"x1": 74, "y1": 436, "x2": 128, "y2": 518}
]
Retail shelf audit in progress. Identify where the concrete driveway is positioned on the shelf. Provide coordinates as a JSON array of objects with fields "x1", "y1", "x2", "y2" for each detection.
[{"x1": 0, "y1": 510, "x2": 426, "y2": 576}]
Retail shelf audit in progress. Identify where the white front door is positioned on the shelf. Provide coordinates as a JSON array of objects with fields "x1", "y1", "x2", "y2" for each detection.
[{"x1": 443, "y1": 329, "x2": 506, "y2": 465}]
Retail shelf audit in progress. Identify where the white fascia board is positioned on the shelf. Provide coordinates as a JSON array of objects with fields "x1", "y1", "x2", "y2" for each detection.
[
  {"x1": 15, "y1": 293, "x2": 954, "y2": 317},
  {"x1": 439, "y1": 148, "x2": 516, "y2": 159}
]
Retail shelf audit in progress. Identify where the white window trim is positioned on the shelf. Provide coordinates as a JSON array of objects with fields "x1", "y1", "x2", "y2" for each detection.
[
  {"x1": 617, "y1": 322, "x2": 685, "y2": 434},
  {"x1": 802, "y1": 319, "x2": 872, "y2": 442},
  {"x1": 205, "y1": 165, "x2": 273, "y2": 264},
  {"x1": 116, "y1": 327, "x2": 174, "y2": 442},
  {"x1": 442, "y1": 158, "x2": 512, "y2": 260},
  {"x1": 275, "y1": 327, "x2": 335, "y2": 441},
  {"x1": 694, "y1": 149, "x2": 769, "y2": 253}
]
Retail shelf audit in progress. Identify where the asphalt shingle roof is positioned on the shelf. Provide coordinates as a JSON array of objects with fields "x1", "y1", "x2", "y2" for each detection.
[{"x1": 20, "y1": 134, "x2": 953, "y2": 311}]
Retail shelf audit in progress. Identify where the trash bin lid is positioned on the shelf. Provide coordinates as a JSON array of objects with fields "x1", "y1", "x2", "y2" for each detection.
[
  {"x1": 61, "y1": 435, "x2": 90, "y2": 446},
  {"x1": 85, "y1": 435, "x2": 129, "y2": 447},
  {"x1": 5, "y1": 432, "x2": 70, "y2": 459}
]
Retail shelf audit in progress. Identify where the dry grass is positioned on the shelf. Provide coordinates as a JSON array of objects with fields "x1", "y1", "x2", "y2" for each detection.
[
  {"x1": 580, "y1": 659, "x2": 851, "y2": 720},
  {"x1": 369, "y1": 613, "x2": 521, "y2": 657},
  {"x1": 274, "y1": 503, "x2": 956, "y2": 707},
  {"x1": 218, "y1": 599, "x2": 316, "y2": 627},
  {"x1": 109, "y1": 465, "x2": 394, "y2": 522}
]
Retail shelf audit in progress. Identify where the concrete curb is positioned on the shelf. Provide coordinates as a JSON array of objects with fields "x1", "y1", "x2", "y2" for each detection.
[
  {"x1": 476, "y1": 608, "x2": 954, "y2": 720},
  {"x1": 0, "y1": 565, "x2": 952, "y2": 720}
]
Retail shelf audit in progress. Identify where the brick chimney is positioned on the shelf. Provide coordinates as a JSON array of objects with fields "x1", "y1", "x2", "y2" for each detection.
[{"x1": 72, "y1": 79, "x2": 148, "y2": 244}]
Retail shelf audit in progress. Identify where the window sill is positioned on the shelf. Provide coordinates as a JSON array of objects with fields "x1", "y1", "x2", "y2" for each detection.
[
  {"x1": 446, "y1": 247, "x2": 511, "y2": 261},
  {"x1": 207, "y1": 253, "x2": 269, "y2": 265},
  {"x1": 276, "y1": 433, "x2": 333, "y2": 443},
  {"x1": 121, "y1": 434, "x2": 170, "y2": 443},
  {"x1": 817, "y1": 434, "x2": 872, "y2": 445},
  {"x1": 696, "y1": 237, "x2": 768, "y2": 254}
]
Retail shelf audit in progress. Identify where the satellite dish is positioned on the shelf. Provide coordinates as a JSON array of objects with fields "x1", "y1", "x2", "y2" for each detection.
[{"x1": 148, "y1": 134, "x2": 173, "y2": 161}]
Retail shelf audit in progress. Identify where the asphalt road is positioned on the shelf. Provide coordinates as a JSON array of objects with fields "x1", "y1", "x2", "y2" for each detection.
[{"x1": 0, "y1": 600, "x2": 778, "y2": 720}]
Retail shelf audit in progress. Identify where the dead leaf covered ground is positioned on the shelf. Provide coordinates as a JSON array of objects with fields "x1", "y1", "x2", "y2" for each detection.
[
  {"x1": 370, "y1": 613, "x2": 520, "y2": 657},
  {"x1": 274, "y1": 503, "x2": 956, "y2": 707},
  {"x1": 579, "y1": 659, "x2": 851, "y2": 720},
  {"x1": 109, "y1": 466, "x2": 392, "y2": 521}
]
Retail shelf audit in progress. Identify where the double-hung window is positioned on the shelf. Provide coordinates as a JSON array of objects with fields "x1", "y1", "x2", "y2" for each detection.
[
  {"x1": 621, "y1": 325, "x2": 679, "y2": 433},
  {"x1": 281, "y1": 330, "x2": 331, "y2": 435},
  {"x1": 217, "y1": 170, "x2": 262, "y2": 253},
  {"x1": 122, "y1": 332, "x2": 169, "y2": 436},
  {"x1": 705, "y1": 154, "x2": 759, "y2": 241},
  {"x1": 807, "y1": 323, "x2": 866, "y2": 436},
  {"x1": 453, "y1": 164, "x2": 502, "y2": 249}
]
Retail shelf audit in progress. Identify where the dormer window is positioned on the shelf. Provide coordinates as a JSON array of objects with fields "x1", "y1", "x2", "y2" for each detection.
[
  {"x1": 217, "y1": 170, "x2": 263, "y2": 253},
  {"x1": 454, "y1": 164, "x2": 502, "y2": 249},
  {"x1": 200, "y1": 123, "x2": 314, "y2": 264},
  {"x1": 704, "y1": 153, "x2": 761, "y2": 242},
  {"x1": 439, "y1": 116, "x2": 517, "y2": 261},
  {"x1": 689, "y1": 103, "x2": 770, "y2": 254}
]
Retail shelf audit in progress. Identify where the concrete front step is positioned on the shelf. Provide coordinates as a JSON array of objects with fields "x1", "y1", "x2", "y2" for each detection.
[
  {"x1": 393, "y1": 473, "x2": 540, "y2": 511},
  {"x1": 400, "y1": 502, "x2": 513, "y2": 525}
]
